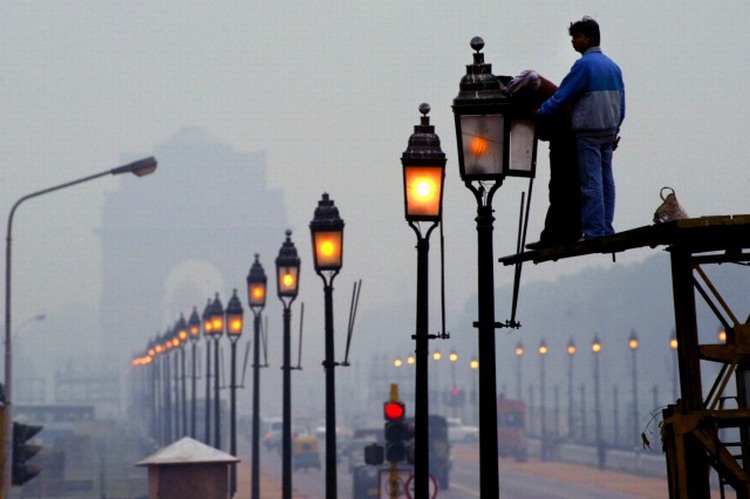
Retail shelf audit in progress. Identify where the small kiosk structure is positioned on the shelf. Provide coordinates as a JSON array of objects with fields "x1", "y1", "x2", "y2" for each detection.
[{"x1": 137, "y1": 437, "x2": 239, "y2": 499}]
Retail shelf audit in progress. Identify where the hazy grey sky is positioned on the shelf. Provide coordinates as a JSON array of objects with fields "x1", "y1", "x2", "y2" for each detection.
[{"x1": 2, "y1": 1, "x2": 748, "y2": 368}]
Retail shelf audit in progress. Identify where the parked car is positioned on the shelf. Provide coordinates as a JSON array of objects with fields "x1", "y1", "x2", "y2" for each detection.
[{"x1": 446, "y1": 417, "x2": 479, "y2": 443}]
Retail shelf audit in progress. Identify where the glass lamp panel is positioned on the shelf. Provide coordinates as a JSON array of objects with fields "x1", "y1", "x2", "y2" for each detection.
[
  {"x1": 509, "y1": 119, "x2": 536, "y2": 176},
  {"x1": 227, "y1": 314, "x2": 243, "y2": 337},
  {"x1": 248, "y1": 282, "x2": 267, "y2": 308},
  {"x1": 277, "y1": 265, "x2": 299, "y2": 296},
  {"x1": 313, "y1": 230, "x2": 343, "y2": 270},
  {"x1": 210, "y1": 316, "x2": 224, "y2": 336},
  {"x1": 404, "y1": 165, "x2": 444, "y2": 219},
  {"x1": 459, "y1": 114, "x2": 505, "y2": 177},
  {"x1": 189, "y1": 325, "x2": 200, "y2": 340}
]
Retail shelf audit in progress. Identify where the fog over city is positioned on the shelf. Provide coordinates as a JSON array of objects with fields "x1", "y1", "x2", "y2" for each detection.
[{"x1": 1, "y1": 3, "x2": 748, "y2": 494}]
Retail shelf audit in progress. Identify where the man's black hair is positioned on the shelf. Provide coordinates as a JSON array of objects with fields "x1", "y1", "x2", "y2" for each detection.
[{"x1": 569, "y1": 16, "x2": 600, "y2": 46}]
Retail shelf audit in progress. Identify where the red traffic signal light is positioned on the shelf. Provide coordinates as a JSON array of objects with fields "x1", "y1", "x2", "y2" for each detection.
[{"x1": 383, "y1": 401, "x2": 405, "y2": 421}]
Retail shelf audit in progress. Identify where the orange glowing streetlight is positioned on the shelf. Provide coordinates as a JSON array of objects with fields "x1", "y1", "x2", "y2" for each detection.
[
  {"x1": 538, "y1": 339, "x2": 548, "y2": 356},
  {"x1": 718, "y1": 326, "x2": 727, "y2": 344},
  {"x1": 402, "y1": 104, "x2": 446, "y2": 222},
  {"x1": 629, "y1": 330, "x2": 639, "y2": 351},
  {"x1": 592, "y1": 336, "x2": 602, "y2": 354}
]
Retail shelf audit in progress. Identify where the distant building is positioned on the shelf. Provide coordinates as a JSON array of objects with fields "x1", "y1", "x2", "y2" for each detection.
[{"x1": 97, "y1": 127, "x2": 288, "y2": 366}]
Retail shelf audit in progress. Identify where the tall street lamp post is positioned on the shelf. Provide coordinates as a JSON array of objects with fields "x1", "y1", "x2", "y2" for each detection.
[
  {"x1": 515, "y1": 341, "x2": 524, "y2": 400},
  {"x1": 169, "y1": 326, "x2": 180, "y2": 438},
  {"x1": 202, "y1": 298, "x2": 214, "y2": 444},
  {"x1": 187, "y1": 306, "x2": 202, "y2": 438},
  {"x1": 162, "y1": 330, "x2": 173, "y2": 444},
  {"x1": 147, "y1": 340, "x2": 159, "y2": 441},
  {"x1": 3, "y1": 156, "x2": 157, "y2": 495},
  {"x1": 160, "y1": 331, "x2": 172, "y2": 445},
  {"x1": 400, "y1": 103, "x2": 446, "y2": 499},
  {"x1": 538, "y1": 339, "x2": 548, "y2": 461},
  {"x1": 309, "y1": 193, "x2": 345, "y2": 499},
  {"x1": 275, "y1": 230, "x2": 300, "y2": 499},
  {"x1": 452, "y1": 37, "x2": 537, "y2": 498},
  {"x1": 406, "y1": 354, "x2": 416, "y2": 404},
  {"x1": 566, "y1": 338, "x2": 576, "y2": 438},
  {"x1": 432, "y1": 350, "x2": 443, "y2": 415},
  {"x1": 175, "y1": 315, "x2": 189, "y2": 437},
  {"x1": 449, "y1": 351, "x2": 459, "y2": 418},
  {"x1": 592, "y1": 335, "x2": 604, "y2": 469},
  {"x1": 670, "y1": 332, "x2": 678, "y2": 401},
  {"x1": 628, "y1": 329, "x2": 639, "y2": 447},
  {"x1": 470, "y1": 356, "x2": 479, "y2": 424},
  {"x1": 153, "y1": 339, "x2": 165, "y2": 443},
  {"x1": 208, "y1": 293, "x2": 225, "y2": 449},
  {"x1": 246, "y1": 254, "x2": 267, "y2": 499},
  {"x1": 225, "y1": 289, "x2": 244, "y2": 496}
]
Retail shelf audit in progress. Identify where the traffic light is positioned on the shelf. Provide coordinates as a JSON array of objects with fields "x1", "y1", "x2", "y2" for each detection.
[
  {"x1": 364, "y1": 442, "x2": 384, "y2": 466},
  {"x1": 445, "y1": 388, "x2": 465, "y2": 406},
  {"x1": 384, "y1": 401, "x2": 407, "y2": 463},
  {"x1": 12, "y1": 421, "x2": 43, "y2": 486}
]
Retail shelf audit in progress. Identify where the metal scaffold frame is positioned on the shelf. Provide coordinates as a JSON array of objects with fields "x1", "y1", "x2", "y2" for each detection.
[{"x1": 500, "y1": 214, "x2": 750, "y2": 499}]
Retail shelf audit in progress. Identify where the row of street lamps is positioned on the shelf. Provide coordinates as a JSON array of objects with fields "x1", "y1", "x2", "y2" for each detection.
[
  {"x1": 391, "y1": 351, "x2": 479, "y2": 421},
  {"x1": 511, "y1": 331, "x2": 681, "y2": 465},
  {"x1": 131, "y1": 193, "x2": 346, "y2": 499}
]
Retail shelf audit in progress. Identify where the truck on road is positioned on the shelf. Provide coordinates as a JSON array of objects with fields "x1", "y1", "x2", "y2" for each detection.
[{"x1": 497, "y1": 395, "x2": 527, "y2": 462}]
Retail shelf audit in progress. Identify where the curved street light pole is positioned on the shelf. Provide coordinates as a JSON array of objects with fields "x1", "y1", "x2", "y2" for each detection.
[{"x1": 3, "y1": 157, "x2": 156, "y2": 496}]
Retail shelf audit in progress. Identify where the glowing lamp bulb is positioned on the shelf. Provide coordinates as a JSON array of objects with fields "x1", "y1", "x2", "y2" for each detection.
[
  {"x1": 470, "y1": 135, "x2": 489, "y2": 157},
  {"x1": 282, "y1": 273, "x2": 295, "y2": 288},
  {"x1": 320, "y1": 240, "x2": 335, "y2": 257}
]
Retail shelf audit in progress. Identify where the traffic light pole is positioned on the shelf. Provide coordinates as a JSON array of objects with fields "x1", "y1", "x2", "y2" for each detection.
[{"x1": 385, "y1": 386, "x2": 406, "y2": 499}]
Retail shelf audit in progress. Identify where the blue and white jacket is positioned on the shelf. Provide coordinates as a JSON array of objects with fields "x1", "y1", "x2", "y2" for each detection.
[{"x1": 540, "y1": 47, "x2": 625, "y2": 137}]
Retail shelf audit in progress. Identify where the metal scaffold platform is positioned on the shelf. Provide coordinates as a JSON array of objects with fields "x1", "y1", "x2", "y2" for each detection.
[{"x1": 499, "y1": 214, "x2": 750, "y2": 499}]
